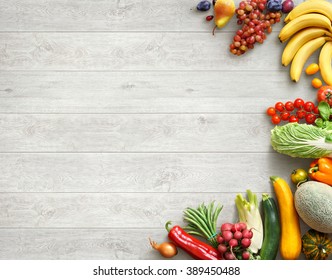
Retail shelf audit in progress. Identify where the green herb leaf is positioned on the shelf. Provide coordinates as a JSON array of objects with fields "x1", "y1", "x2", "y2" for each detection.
[
  {"x1": 326, "y1": 122, "x2": 332, "y2": 130},
  {"x1": 315, "y1": 118, "x2": 324, "y2": 128},
  {"x1": 318, "y1": 101, "x2": 331, "y2": 121}
]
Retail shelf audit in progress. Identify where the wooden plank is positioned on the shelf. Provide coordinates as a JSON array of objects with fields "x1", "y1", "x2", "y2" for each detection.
[
  {"x1": 0, "y1": 153, "x2": 311, "y2": 193},
  {"x1": 0, "y1": 32, "x2": 285, "y2": 71},
  {"x1": 0, "y1": 114, "x2": 271, "y2": 152},
  {"x1": 0, "y1": 0, "x2": 305, "y2": 32},
  {"x1": 0, "y1": 228, "x2": 314, "y2": 260},
  {"x1": 0, "y1": 71, "x2": 315, "y2": 114},
  {"x1": 0, "y1": 228, "x2": 194, "y2": 260},
  {"x1": 0, "y1": 192, "x2": 242, "y2": 227}
]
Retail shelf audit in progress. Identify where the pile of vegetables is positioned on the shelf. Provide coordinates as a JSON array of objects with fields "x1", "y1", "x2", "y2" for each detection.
[
  {"x1": 149, "y1": 97, "x2": 332, "y2": 261},
  {"x1": 149, "y1": 189, "x2": 279, "y2": 260},
  {"x1": 150, "y1": 183, "x2": 331, "y2": 260},
  {"x1": 267, "y1": 88, "x2": 332, "y2": 260}
]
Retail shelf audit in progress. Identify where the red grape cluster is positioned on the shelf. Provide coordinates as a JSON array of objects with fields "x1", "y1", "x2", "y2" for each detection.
[
  {"x1": 230, "y1": 0, "x2": 282, "y2": 55},
  {"x1": 217, "y1": 222, "x2": 253, "y2": 260},
  {"x1": 266, "y1": 98, "x2": 319, "y2": 125}
]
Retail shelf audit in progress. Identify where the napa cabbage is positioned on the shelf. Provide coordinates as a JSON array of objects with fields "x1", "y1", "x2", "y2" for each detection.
[{"x1": 270, "y1": 123, "x2": 332, "y2": 159}]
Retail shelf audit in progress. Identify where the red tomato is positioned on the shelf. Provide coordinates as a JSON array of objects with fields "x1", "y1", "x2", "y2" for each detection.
[
  {"x1": 296, "y1": 110, "x2": 306, "y2": 119},
  {"x1": 280, "y1": 111, "x2": 290, "y2": 121},
  {"x1": 305, "y1": 113, "x2": 316, "y2": 124},
  {"x1": 313, "y1": 106, "x2": 319, "y2": 115},
  {"x1": 289, "y1": 115, "x2": 299, "y2": 123},
  {"x1": 274, "y1": 102, "x2": 284, "y2": 112},
  {"x1": 317, "y1": 86, "x2": 332, "y2": 106},
  {"x1": 266, "y1": 107, "x2": 276, "y2": 116},
  {"x1": 303, "y1": 101, "x2": 315, "y2": 112},
  {"x1": 271, "y1": 114, "x2": 281, "y2": 124},
  {"x1": 285, "y1": 101, "x2": 295, "y2": 111},
  {"x1": 294, "y1": 98, "x2": 304, "y2": 109}
]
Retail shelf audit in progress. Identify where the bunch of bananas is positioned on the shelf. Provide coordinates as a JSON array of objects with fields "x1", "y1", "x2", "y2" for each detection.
[{"x1": 279, "y1": 0, "x2": 332, "y2": 85}]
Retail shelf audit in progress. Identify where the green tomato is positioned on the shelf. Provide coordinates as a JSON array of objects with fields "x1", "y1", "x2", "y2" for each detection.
[{"x1": 291, "y1": 169, "x2": 308, "y2": 185}]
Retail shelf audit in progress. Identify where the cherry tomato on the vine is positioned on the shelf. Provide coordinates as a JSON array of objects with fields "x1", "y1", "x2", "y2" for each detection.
[
  {"x1": 266, "y1": 107, "x2": 276, "y2": 116},
  {"x1": 266, "y1": 98, "x2": 318, "y2": 125},
  {"x1": 305, "y1": 113, "x2": 316, "y2": 124},
  {"x1": 289, "y1": 115, "x2": 299, "y2": 123},
  {"x1": 271, "y1": 114, "x2": 281, "y2": 124},
  {"x1": 296, "y1": 110, "x2": 306, "y2": 119},
  {"x1": 303, "y1": 101, "x2": 315, "y2": 112},
  {"x1": 294, "y1": 98, "x2": 304, "y2": 109},
  {"x1": 313, "y1": 106, "x2": 319, "y2": 115},
  {"x1": 285, "y1": 101, "x2": 295, "y2": 111},
  {"x1": 274, "y1": 102, "x2": 284, "y2": 112},
  {"x1": 280, "y1": 111, "x2": 290, "y2": 121}
]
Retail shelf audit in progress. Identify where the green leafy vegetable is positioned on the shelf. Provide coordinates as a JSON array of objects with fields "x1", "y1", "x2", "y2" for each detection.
[
  {"x1": 271, "y1": 123, "x2": 332, "y2": 158},
  {"x1": 318, "y1": 101, "x2": 330, "y2": 121},
  {"x1": 315, "y1": 101, "x2": 332, "y2": 130},
  {"x1": 235, "y1": 190, "x2": 263, "y2": 254}
]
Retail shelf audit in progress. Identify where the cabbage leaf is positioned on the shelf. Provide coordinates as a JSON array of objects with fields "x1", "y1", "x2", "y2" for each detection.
[{"x1": 271, "y1": 123, "x2": 332, "y2": 159}]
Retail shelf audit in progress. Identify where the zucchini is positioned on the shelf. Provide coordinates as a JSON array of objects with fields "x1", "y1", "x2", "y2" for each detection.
[{"x1": 259, "y1": 193, "x2": 281, "y2": 260}]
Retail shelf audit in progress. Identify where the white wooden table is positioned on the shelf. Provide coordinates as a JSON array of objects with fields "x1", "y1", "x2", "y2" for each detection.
[{"x1": 0, "y1": 0, "x2": 326, "y2": 260}]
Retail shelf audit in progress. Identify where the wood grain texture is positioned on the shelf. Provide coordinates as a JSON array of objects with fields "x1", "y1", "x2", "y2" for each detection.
[
  {"x1": 0, "y1": 114, "x2": 271, "y2": 152},
  {"x1": 0, "y1": 0, "x2": 322, "y2": 261},
  {"x1": 0, "y1": 71, "x2": 315, "y2": 114},
  {"x1": 0, "y1": 153, "x2": 311, "y2": 193},
  {"x1": 0, "y1": 228, "x2": 194, "y2": 260},
  {"x1": 0, "y1": 228, "x2": 316, "y2": 260},
  {"x1": 0, "y1": 0, "x2": 304, "y2": 32},
  {"x1": 0, "y1": 192, "x2": 240, "y2": 227},
  {"x1": 0, "y1": 32, "x2": 284, "y2": 71}
]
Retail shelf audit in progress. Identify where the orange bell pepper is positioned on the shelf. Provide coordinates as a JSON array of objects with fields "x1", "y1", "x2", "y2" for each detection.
[{"x1": 308, "y1": 157, "x2": 332, "y2": 186}]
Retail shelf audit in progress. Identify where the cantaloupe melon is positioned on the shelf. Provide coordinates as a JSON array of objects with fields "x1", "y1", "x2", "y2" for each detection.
[{"x1": 294, "y1": 181, "x2": 332, "y2": 233}]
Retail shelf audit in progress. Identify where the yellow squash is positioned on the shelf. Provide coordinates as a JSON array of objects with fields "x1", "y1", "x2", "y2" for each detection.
[{"x1": 270, "y1": 176, "x2": 302, "y2": 260}]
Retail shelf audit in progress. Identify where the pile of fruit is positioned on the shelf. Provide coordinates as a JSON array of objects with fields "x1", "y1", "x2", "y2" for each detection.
[
  {"x1": 279, "y1": 0, "x2": 332, "y2": 86},
  {"x1": 195, "y1": 0, "x2": 332, "y2": 89},
  {"x1": 195, "y1": 0, "x2": 295, "y2": 55},
  {"x1": 230, "y1": 0, "x2": 283, "y2": 55}
]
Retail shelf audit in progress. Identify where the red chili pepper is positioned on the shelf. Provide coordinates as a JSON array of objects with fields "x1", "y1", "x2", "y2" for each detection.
[{"x1": 165, "y1": 221, "x2": 222, "y2": 260}]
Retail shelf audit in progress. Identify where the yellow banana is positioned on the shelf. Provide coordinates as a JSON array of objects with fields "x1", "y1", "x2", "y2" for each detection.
[
  {"x1": 285, "y1": 0, "x2": 332, "y2": 23},
  {"x1": 290, "y1": 37, "x2": 329, "y2": 82},
  {"x1": 319, "y1": 41, "x2": 332, "y2": 85},
  {"x1": 282, "y1": 27, "x2": 332, "y2": 66},
  {"x1": 279, "y1": 13, "x2": 332, "y2": 42}
]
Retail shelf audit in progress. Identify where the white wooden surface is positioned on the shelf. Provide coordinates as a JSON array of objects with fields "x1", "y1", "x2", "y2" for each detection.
[{"x1": 0, "y1": 0, "x2": 326, "y2": 260}]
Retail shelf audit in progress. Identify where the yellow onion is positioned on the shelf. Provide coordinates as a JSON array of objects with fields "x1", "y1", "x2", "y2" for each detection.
[{"x1": 149, "y1": 238, "x2": 178, "y2": 258}]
